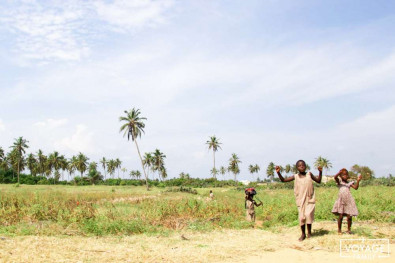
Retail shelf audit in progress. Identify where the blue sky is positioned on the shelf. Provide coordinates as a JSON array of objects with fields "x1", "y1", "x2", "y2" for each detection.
[{"x1": 0, "y1": 0, "x2": 394, "y2": 180}]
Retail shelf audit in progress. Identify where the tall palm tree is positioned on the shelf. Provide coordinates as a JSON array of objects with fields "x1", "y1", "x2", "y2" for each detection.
[
  {"x1": 48, "y1": 151, "x2": 63, "y2": 183},
  {"x1": 152, "y1": 149, "x2": 166, "y2": 180},
  {"x1": 75, "y1": 152, "x2": 89, "y2": 177},
  {"x1": 26, "y1": 153, "x2": 37, "y2": 176},
  {"x1": 210, "y1": 167, "x2": 218, "y2": 179},
  {"x1": 266, "y1": 162, "x2": 275, "y2": 182},
  {"x1": 206, "y1": 136, "x2": 222, "y2": 179},
  {"x1": 314, "y1": 156, "x2": 332, "y2": 175},
  {"x1": 10, "y1": 137, "x2": 29, "y2": 183},
  {"x1": 115, "y1": 158, "x2": 122, "y2": 178},
  {"x1": 68, "y1": 156, "x2": 77, "y2": 181},
  {"x1": 121, "y1": 167, "x2": 127, "y2": 178},
  {"x1": 142, "y1": 152, "x2": 154, "y2": 180},
  {"x1": 254, "y1": 164, "x2": 260, "y2": 179},
  {"x1": 100, "y1": 157, "x2": 107, "y2": 179},
  {"x1": 228, "y1": 153, "x2": 241, "y2": 183},
  {"x1": 36, "y1": 150, "x2": 47, "y2": 177},
  {"x1": 107, "y1": 159, "x2": 116, "y2": 179},
  {"x1": 119, "y1": 108, "x2": 149, "y2": 190},
  {"x1": 219, "y1": 166, "x2": 226, "y2": 178},
  {"x1": 285, "y1": 164, "x2": 292, "y2": 175}
]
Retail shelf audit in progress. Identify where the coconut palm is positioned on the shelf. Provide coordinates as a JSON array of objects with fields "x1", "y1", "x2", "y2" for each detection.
[
  {"x1": 36, "y1": 150, "x2": 47, "y2": 177},
  {"x1": 75, "y1": 152, "x2": 89, "y2": 177},
  {"x1": 121, "y1": 167, "x2": 127, "y2": 178},
  {"x1": 67, "y1": 156, "x2": 77, "y2": 180},
  {"x1": 48, "y1": 151, "x2": 63, "y2": 183},
  {"x1": 26, "y1": 153, "x2": 37, "y2": 176},
  {"x1": 314, "y1": 156, "x2": 332, "y2": 175},
  {"x1": 107, "y1": 159, "x2": 116, "y2": 179},
  {"x1": 152, "y1": 149, "x2": 166, "y2": 180},
  {"x1": 228, "y1": 153, "x2": 241, "y2": 183},
  {"x1": 119, "y1": 108, "x2": 149, "y2": 190},
  {"x1": 115, "y1": 158, "x2": 122, "y2": 178},
  {"x1": 142, "y1": 152, "x2": 154, "y2": 180},
  {"x1": 206, "y1": 136, "x2": 222, "y2": 179},
  {"x1": 219, "y1": 166, "x2": 226, "y2": 178},
  {"x1": 100, "y1": 157, "x2": 107, "y2": 179},
  {"x1": 266, "y1": 162, "x2": 275, "y2": 182},
  {"x1": 285, "y1": 164, "x2": 292, "y2": 175},
  {"x1": 210, "y1": 167, "x2": 218, "y2": 178},
  {"x1": 10, "y1": 137, "x2": 29, "y2": 183}
]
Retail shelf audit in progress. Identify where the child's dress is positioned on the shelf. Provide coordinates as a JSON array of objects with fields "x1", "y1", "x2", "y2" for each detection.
[
  {"x1": 294, "y1": 172, "x2": 315, "y2": 226},
  {"x1": 245, "y1": 200, "x2": 256, "y2": 222},
  {"x1": 331, "y1": 180, "x2": 359, "y2": 216}
]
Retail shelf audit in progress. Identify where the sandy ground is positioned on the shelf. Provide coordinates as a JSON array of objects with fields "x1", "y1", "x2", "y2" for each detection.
[{"x1": 0, "y1": 222, "x2": 393, "y2": 263}]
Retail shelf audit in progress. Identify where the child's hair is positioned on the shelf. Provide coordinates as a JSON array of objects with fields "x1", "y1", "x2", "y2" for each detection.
[
  {"x1": 340, "y1": 168, "x2": 349, "y2": 175},
  {"x1": 296, "y1": 160, "x2": 306, "y2": 166},
  {"x1": 245, "y1": 187, "x2": 256, "y2": 196}
]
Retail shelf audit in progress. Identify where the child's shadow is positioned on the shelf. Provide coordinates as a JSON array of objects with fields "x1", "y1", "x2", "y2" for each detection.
[{"x1": 313, "y1": 228, "x2": 330, "y2": 237}]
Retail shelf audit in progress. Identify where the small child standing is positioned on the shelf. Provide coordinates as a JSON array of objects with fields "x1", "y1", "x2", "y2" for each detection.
[
  {"x1": 209, "y1": 190, "x2": 214, "y2": 200},
  {"x1": 332, "y1": 168, "x2": 362, "y2": 234},
  {"x1": 276, "y1": 160, "x2": 322, "y2": 241},
  {"x1": 245, "y1": 188, "x2": 262, "y2": 222}
]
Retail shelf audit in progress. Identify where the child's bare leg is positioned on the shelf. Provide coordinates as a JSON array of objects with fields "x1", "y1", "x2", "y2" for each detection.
[
  {"x1": 299, "y1": 224, "x2": 306, "y2": 241},
  {"x1": 307, "y1": 224, "x2": 312, "y2": 238},
  {"x1": 338, "y1": 214, "x2": 344, "y2": 234},
  {"x1": 347, "y1": 215, "x2": 352, "y2": 234}
]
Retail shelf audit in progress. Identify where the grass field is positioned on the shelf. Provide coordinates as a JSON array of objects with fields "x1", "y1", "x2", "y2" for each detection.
[{"x1": 0, "y1": 184, "x2": 393, "y2": 237}]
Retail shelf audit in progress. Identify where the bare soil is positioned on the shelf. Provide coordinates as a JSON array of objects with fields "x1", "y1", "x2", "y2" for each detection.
[{"x1": 0, "y1": 221, "x2": 393, "y2": 263}]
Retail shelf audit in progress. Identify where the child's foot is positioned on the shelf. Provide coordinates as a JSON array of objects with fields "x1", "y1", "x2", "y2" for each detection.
[
  {"x1": 346, "y1": 231, "x2": 353, "y2": 235},
  {"x1": 338, "y1": 231, "x2": 343, "y2": 235},
  {"x1": 298, "y1": 234, "x2": 306, "y2": 241},
  {"x1": 307, "y1": 233, "x2": 312, "y2": 239}
]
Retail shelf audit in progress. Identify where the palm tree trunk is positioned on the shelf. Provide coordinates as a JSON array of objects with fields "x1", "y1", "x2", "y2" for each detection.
[
  {"x1": 17, "y1": 161, "x2": 20, "y2": 184},
  {"x1": 134, "y1": 140, "x2": 149, "y2": 190},
  {"x1": 213, "y1": 151, "x2": 216, "y2": 179}
]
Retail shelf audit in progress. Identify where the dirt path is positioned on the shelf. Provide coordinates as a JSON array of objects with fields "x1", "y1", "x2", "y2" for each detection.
[{"x1": 0, "y1": 222, "x2": 393, "y2": 262}]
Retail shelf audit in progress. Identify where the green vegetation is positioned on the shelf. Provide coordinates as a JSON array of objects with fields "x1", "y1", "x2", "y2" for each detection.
[{"x1": 0, "y1": 185, "x2": 393, "y2": 236}]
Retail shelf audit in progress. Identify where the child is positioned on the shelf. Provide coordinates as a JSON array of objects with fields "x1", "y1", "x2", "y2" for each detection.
[
  {"x1": 245, "y1": 188, "x2": 262, "y2": 222},
  {"x1": 276, "y1": 160, "x2": 322, "y2": 241},
  {"x1": 332, "y1": 168, "x2": 362, "y2": 235},
  {"x1": 209, "y1": 190, "x2": 214, "y2": 200}
]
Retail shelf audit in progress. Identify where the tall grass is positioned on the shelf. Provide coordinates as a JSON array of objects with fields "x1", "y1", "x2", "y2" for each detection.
[{"x1": 0, "y1": 185, "x2": 393, "y2": 236}]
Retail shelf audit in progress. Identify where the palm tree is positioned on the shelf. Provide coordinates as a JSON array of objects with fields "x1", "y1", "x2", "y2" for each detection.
[
  {"x1": 115, "y1": 158, "x2": 122, "y2": 178},
  {"x1": 206, "y1": 136, "x2": 222, "y2": 179},
  {"x1": 107, "y1": 159, "x2": 116, "y2": 179},
  {"x1": 48, "y1": 151, "x2": 63, "y2": 183},
  {"x1": 152, "y1": 149, "x2": 166, "y2": 181},
  {"x1": 285, "y1": 164, "x2": 292, "y2": 175},
  {"x1": 314, "y1": 156, "x2": 332, "y2": 175},
  {"x1": 100, "y1": 157, "x2": 107, "y2": 179},
  {"x1": 37, "y1": 150, "x2": 47, "y2": 177},
  {"x1": 266, "y1": 162, "x2": 275, "y2": 182},
  {"x1": 75, "y1": 152, "x2": 89, "y2": 177},
  {"x1": 121, "y1": 167, "x2": 127, "y2": 178},
  {"x1": 67, "y1": 156, "x2": 77, "y2": 181},
  {"x1": 143, "y1": 152, "x2": 154, "y2": 180},
  {"x1": 10, "y1": 136, "x2": 29, "y2": 183},
  {"x1": 210, "y1": 167, "x2": 218, "y2": 178},
  {"x1": 119, "y1": 108, "x2": 149, "y2": 190},
  {"x1": 26, "y1": 153, "x2": 37, "y2": 176},
  {"x1": 228, "y1": 153, "x2": 241, "y2": 183},
  {"x1": 219, "y1": 166, "x2": 226, "y2": 178}
]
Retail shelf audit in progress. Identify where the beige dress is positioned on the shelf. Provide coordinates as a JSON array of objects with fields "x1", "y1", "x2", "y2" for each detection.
[
  {"x1": 331, "y1": 180, "x2": 358, "y2": 216},
  {"x1": 245, "y1": 200, "x2": 256, "y2": 222},
  {"x1": 294, "y1": 172, "x2": 315, "y2": 226}
]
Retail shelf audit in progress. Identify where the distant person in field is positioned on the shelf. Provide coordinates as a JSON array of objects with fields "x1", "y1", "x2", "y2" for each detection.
[
  {"x1": 332, "y1": 168, "x2": 362, "y2": 235},
  {"x1": 209, "y1": 190, "x2": 214, "y2": 200},
  {"x1": 276, "y1": 160, "x2": 322, "y2": 241},
  {"x1": 245, "y1": 188, "x2": 262, "y2": 222}
]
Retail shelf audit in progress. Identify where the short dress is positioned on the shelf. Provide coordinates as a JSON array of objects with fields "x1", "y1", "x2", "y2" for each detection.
[
  {"x1": 331, "y1": 180, "x2": 359, "y2": 216},
  {"x1": 294, "y1": 172, "x2": 316, "y2": 226},
  {"x1": 245, "y1": 199, "x2": 256, "y2": 222}
]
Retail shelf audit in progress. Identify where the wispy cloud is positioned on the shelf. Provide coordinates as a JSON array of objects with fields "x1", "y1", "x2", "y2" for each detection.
[{"x1": 0, "y1": 0, "x2": 174, "y2": 63}]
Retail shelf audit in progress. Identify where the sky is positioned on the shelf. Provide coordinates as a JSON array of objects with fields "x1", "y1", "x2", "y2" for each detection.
[{"x1": 0, "y1": 0, "x2": 394, "y2": 180}]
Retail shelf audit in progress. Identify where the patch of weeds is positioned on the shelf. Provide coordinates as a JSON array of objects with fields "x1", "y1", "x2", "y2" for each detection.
[{"x1": 353, "y1": 227, "x2": 374, "y2": 238}]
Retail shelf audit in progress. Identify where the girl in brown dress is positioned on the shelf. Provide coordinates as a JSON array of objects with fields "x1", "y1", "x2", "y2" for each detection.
[
  {"x1": 332, "y1": 168, "x2": 362, "y2": 234},
  {"x1": 245, "y1": 188, "x2": 262, "y2": 222},
  {"x1": 276, "y1": 160, "x2": 322, "y2": 241}
]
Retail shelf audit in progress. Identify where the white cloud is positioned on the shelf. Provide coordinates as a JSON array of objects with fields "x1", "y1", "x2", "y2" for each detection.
[
  {"x1": 0, "y1": 119, "x2": 5, "y2": 132},
  {"x1": 94, "y1": 0, "x2": 174, "y2": 31},
  {"x1": 33, "y1": 118, "x2": 68, "y2": 129},
  {"x1": 54, "y1": 124, "x2": 97, "y2": 155}
]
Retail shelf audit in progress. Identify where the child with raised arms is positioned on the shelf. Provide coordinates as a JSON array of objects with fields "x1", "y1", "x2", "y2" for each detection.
[
  {"x1": 332, "y1": 168, "x2": 362, "y2": 234},
  {"x1": 276, "y1": 160, "x2": 322, "y2": 241}
]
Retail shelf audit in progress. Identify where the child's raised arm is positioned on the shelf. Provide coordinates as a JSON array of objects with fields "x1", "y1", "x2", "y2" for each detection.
[
  {"x1": 350, "y1": 174, "x2": 362, "y2": 190},
  {"x1": 311, "y1": 166, "x2": 323, "y2": 183},
  {"x1": 276, "y1": 166, "x2": 295, "y2": 182}
]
